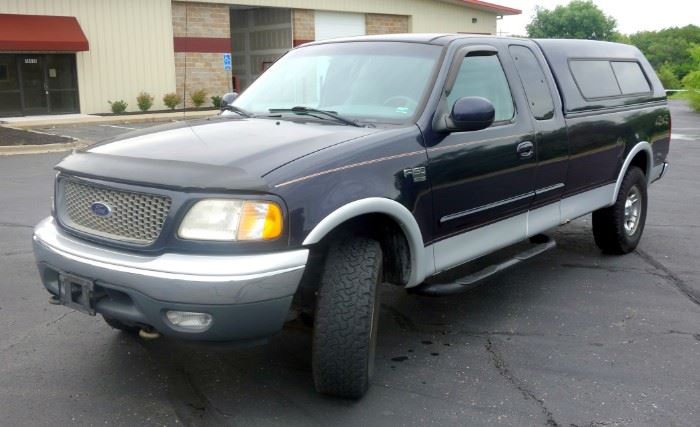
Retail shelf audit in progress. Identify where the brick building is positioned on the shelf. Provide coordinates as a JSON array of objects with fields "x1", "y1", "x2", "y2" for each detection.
[{"x1": 0, "y1": 0, "x2": 520, "y2": 116}]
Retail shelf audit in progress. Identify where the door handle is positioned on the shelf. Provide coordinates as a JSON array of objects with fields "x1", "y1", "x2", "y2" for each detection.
[{"x1": 516, "y1": 141, "x2": 534, "y2": 159}]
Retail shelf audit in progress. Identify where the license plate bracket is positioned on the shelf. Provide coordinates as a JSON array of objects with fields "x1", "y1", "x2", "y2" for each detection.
[{"x1": 58, "y1": 273, "x2": 96, "y2": 315}]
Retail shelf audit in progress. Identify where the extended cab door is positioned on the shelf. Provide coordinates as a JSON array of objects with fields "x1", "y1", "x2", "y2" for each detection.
[
  {"x1": 426, "y1": 43, "x2": 537, "y2": 271},
  {"x1": 507, "y1": 42, "x2": 569, "y2": 209}
]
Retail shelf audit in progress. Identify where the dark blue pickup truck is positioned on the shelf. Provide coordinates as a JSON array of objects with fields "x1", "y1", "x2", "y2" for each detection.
[{"x1": 33, "y1": 34, "x2": 670, "y2": 398}]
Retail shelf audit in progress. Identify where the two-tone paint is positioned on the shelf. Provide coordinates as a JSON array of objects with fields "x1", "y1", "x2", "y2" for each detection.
[{"x1": 51, "y1": 34, "x2": 671, "y2": 293}]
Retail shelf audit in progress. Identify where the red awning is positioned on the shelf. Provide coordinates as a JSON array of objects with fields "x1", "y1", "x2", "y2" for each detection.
[{"x1": 0, "y1": 13, "x2": 89, "y2": 52}]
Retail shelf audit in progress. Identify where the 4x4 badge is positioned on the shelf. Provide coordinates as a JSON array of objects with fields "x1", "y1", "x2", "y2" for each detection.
[{"x1": 404, "y1": 167, "x2": 427, "y2": 183}]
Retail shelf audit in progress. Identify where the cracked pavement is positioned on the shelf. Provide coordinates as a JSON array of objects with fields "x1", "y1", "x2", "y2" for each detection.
[{"x1": 0, "y1": 100, "x2": 698, "y2": 426}]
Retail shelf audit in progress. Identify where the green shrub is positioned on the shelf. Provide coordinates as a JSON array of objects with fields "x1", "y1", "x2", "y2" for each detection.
[
  {"x1": 681, "y1": 70, "x2": 700, "y2": 88},
  {"x1": 190, "y1": 89, "x2": 207, "y2": 108},
  {"x1": 657, "y1": 63, "x2": 681, "y2": 90},
  {"x1": 108, "y1": 100, "x2": 128, "y2": 114},
  {"x1": 682, "y1": 71, "x2": 700, "y2": 112},
  {"x1": 136, "y1": 92, "x2": 154, "y2": 112},
  {"x1": 688, "y1": 89, "x2": 700, "y2": 112},
  {"x1": 211, "y1": 95, "x2": 222, "y2": 109},
  {"x1": 163, "y1": 92, "x2": 182, "y2": 110}
]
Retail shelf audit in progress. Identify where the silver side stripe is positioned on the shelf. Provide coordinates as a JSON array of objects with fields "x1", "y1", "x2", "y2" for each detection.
[
  {"x1": 440, "y1": 191, "x2": 534, "y2": 223},
  {"x1": 535, "y1": 182, "x2": 565, "y2": 195},
  {"x1": 440, "y1": 183, "x2": 565, "y2": 223},
  {"x1": 274, "y1": 150, "x2": 425, "y2": 188}
]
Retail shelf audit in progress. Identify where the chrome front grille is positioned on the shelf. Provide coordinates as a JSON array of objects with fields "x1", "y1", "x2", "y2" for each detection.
[{"x1": 58, "y1": 179, "x2": 172, "y2": 245}]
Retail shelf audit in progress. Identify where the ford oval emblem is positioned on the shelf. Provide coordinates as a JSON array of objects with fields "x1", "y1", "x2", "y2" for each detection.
[{"x1": 90, "y1": 202, "x2": 112, "y2": 217}]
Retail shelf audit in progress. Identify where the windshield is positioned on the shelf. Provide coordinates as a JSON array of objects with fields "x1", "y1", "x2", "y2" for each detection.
[{"x1": 233, "y1": 42, "x2": 443, "y2": 124}]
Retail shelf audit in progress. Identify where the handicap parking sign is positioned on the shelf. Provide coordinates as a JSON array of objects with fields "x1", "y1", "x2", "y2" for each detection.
[{"x1": 223, "y1": 53, "x2": 232, "y2": 71}]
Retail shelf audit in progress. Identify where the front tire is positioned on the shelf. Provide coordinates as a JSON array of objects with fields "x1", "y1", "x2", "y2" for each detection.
[
  {"x1": 312, "y1": 237, "x2": 382, "y2": 399},
  {"x1": 592, "y1": 166, "x2": 648, "y2": 254}
]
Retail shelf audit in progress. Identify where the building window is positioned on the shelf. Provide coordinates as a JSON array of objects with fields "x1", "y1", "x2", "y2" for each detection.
[
  {"x1": 472, "y1": 17, "x2": 478, "y2": 24},
  {"x1": 0, "y1": 64, "x2": 8, "y2": 82}
]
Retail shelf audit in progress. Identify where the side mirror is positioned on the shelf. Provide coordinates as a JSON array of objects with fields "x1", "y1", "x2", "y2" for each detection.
[
  {"x1": 220, "y1": 92, "x2": 239, "y2": 112},
  {"x1": 444, "y1": 96, "x2": 495, "y2": 132}
]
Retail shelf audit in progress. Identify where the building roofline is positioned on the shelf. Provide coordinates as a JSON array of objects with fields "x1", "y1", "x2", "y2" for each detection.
[{"x1": 446, "y1": 0, "x2": 521, "y2": 15}]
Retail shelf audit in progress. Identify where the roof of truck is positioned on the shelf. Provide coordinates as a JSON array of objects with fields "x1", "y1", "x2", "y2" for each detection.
[
  {"x1": 302, "y1": 34, "x2": 666, "y2": 113},
  {"x1": 303, "y1": 34, "x2": 641, "y2": 51},
  {"x1": 533, "y1": 38, "x2": 646, "y2": 60},
  {"x1": 301, "y1": 33, "x2": 514, "y2": 46}
]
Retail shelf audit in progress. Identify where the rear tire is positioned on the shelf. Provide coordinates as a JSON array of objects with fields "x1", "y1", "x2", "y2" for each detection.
[
  {"x1": 312, "y1": 237, "x2": 382, "y2": 399},
  {"x1": 103, "y1": 316, "x2": 140, "y2": 334},
  {"x1": 592, "y1": 166, "x2": 648, "y2": 254}
]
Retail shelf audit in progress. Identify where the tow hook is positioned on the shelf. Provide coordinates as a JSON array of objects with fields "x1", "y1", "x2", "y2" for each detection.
[{"x1": 138, "y1": 327, "x2": 161, "y2": 340}]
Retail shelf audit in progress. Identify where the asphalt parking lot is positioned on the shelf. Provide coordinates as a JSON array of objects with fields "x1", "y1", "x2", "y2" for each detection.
[{"x1": 1, "y1": 100, "x2": 698, "y2": 426}]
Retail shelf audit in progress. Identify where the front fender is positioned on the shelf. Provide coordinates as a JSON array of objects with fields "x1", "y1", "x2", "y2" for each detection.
[{"x1": 303, "y1": 197, "x2": 432, "y2": 287}]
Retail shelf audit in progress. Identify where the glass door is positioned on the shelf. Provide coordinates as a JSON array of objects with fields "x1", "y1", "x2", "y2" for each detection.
[
  {"x1": 19, "y1": 55, "x2": 49, "y2": 115},
  {"x1": 46, "y1": 55, "x2": 79, "y2": 114},
  {"x1": 14, "y1": 54, "x2": 79, "y2": 116}
]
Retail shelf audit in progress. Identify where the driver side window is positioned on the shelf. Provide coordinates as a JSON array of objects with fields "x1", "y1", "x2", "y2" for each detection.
[{"x1": 447, "y1": 53, "x2": 515, "y2": 122}]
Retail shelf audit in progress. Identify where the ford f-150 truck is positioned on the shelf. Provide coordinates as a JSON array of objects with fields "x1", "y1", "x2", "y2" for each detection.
[{"x1": 33, "y1": 34, "x2": 670, "y2": 399}]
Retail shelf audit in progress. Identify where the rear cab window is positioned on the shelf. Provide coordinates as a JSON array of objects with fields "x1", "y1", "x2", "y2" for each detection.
[
  {"x1": 611, "y1": 61, "x2": 651, "y2": 95},
  {"x1": 509, "y1": 45, "x2": 555, "y2": 120},
  {"x1": 570, "y1": 59, "x2": 651, "y2": 100}
]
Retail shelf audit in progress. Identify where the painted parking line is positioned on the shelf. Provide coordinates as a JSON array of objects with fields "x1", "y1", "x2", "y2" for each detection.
[
  {"x1": 99, "y1": 124, "x2": 137, "y2": 130},
  {"x1": 672, "y1": 133, "x2": 699, "y2": 141}
]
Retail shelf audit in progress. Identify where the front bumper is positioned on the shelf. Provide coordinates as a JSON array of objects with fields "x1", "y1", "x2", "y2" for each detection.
[{"x1": 32, "y1": 217, "x2": 308, "y2": 341}]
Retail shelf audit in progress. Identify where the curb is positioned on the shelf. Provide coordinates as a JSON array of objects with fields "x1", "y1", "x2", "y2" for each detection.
[
  {"x1": 2, "y1": 110, "x2": 217, "y2": 129},
  {"x1": 0, "y1": 140, "x2": 90, "y2": 156}
]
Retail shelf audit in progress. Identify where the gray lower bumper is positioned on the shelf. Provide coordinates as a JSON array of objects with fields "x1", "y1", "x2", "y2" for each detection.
[{"x1": 32, "y1": 217, "x2": 308, "y2": 341}]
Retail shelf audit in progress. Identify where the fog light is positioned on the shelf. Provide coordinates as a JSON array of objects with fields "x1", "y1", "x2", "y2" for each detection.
[{"x1": 165, "y1": 311, "x2": 213, "y2": 331}]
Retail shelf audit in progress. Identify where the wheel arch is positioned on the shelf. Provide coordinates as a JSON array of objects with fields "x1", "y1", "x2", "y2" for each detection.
[
  {"x1": 302, "y1": 198, "x2": 429, "y2": 287},
  {"x1": 612, "y1": 141, "x2": 653, "y2": 204}
]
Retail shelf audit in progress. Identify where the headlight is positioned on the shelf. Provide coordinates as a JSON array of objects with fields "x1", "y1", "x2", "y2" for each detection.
[{"x1": 178, "y1": 199, "x2": 283, "y2": 241}]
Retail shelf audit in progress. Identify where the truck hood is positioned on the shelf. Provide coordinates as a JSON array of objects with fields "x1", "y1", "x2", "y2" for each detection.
[{"x1": 55, "y1": 116, "x2": 379, "y2": 192}]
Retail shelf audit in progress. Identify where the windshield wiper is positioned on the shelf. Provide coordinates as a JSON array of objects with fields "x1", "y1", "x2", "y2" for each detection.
[
  {"x1": 220, "y1": 105, "x2": 255, "y2": 118},
  {"x1": 268, "y1": 106, "x2": 362, "y2": 127}
]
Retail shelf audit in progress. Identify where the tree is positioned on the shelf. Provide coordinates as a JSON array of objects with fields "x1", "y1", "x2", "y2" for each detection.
[
  {"x1": 526, "y1": 0, "x2": 618, "y2": 41},
  {"x1": 628, "y1": 25, "x2": 700, "y2": 81},
  {"x1": 682, "y1": 45, "x2": 700, "y2": 112}
]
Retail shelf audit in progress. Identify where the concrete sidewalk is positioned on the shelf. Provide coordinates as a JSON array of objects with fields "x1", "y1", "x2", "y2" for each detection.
[{"x1": 0, "y1": 109, "x2": 217, "y2": 129}]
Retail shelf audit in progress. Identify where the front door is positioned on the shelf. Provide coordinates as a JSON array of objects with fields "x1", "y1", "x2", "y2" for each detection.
[
  {"x1": 426, "y1": 43, "x2": 537, "y2": 271},
  {"x1": 12, "y1": 54, "x2": 79, "y2": 116},
  {"x1": 19, "y1": 55, "x2": 49, "y2": 115}
]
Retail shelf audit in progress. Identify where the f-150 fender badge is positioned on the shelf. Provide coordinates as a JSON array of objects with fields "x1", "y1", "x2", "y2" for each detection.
[{"x1": 404, "y1": 167, "x2": 427, "y2": 182}]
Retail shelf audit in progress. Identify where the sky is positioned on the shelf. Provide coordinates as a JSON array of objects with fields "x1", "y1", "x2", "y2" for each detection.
[{"x1": 497, "y1": 0, "x2": 700, "y2": 36}]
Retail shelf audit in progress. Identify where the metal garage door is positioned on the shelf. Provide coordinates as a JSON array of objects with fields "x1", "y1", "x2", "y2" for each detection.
[{"x1": 314, "y1": 11, "x2": 366, "y2": 41}]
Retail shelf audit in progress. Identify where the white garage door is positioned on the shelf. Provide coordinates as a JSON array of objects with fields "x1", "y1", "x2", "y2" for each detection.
[{"x1": 314, "y1": 11, "x2": 366, "y2": 41}]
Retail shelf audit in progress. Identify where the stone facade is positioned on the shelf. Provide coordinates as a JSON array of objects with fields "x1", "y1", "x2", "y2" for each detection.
[
  {"x1": 172, "y1": 2, "x2": 232, "y2": 108},
  {"x1": 292, "y1": 9, "x2": 315, "y2": 45},
  {"x1": 174, "y1": 52, "x2": 233, "y2": 108},
  {"x1": 366, "y1": 13, "x2": 410, "y2": 35},
  {"x1": 172, "y1": 1, "x2": 230, "y2": 38}
]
